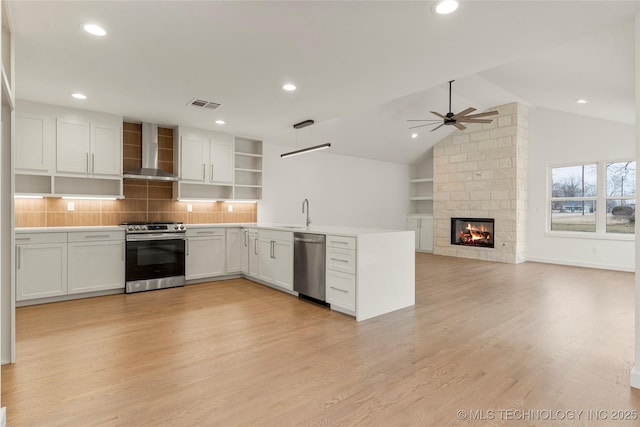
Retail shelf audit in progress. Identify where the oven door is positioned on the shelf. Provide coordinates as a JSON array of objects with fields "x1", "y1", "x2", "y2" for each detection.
[{"x1": 126, "y1": 234, "x2": 185, "y2": 283}]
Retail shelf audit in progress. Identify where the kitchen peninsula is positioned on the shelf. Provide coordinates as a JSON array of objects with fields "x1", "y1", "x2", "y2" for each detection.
[{"x1": 15, "y1": 223, "x2": 415, "y2": 322}]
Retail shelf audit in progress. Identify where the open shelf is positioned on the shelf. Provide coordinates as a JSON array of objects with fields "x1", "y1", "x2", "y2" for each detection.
[
  {"x1": 410, "y1": 177, "x2": 433, "y2": 183},
  {"x1": 410, "y1": 196, "x2": 433, "y2": 201}
]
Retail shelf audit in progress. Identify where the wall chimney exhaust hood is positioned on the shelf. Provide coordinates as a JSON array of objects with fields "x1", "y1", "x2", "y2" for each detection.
[{"x1": 123, "y1": 123, "x2": 178, "y2": 181}]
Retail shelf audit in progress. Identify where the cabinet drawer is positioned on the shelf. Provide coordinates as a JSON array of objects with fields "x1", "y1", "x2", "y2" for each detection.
[
  {"x1": 68, "y1": 230, "x2": 124, "y2": 242},
  {"x1": 15, "y1": 232, "x2": 67, "y2": 244},
  {"x1": 326, "y1": 235, "x2": 356, "y2": 251},
  {"x1": 326, "y1": 247, "x2": 356, "y2": 274},
  {"x1": 326, "y1": 270, "x2": 355, "y2": 312},
  {"x1": 259, "y1": 229, "x2": 293, "y2": 242},
  {"x1": 186, "y1": 228, "x2": 225, "y2": 237}
]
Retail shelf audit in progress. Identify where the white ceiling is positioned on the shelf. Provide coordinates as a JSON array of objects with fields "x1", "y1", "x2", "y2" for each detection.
[{"x1": 10, "y1": 1, "x2": 639, "y2": 165}]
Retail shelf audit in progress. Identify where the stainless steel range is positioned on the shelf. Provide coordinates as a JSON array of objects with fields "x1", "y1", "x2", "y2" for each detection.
[{"x1": 123, "y1": 221, "x2": 186, "y2": 293}]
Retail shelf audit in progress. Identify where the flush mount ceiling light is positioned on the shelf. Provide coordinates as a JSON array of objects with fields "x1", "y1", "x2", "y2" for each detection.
[
  {"x1": 577, "y1": 99, "x2": 588, "y2": 104},
  {"x1": 215, "y1": 119, "x2": 225, "y2": 125},
  {"x1": 281, "y1": 119, "x2": 332, "y2": 158},
  {"x1": 411, "y1": 133, "x2": 418, "y2": 139},
  {"x1": 282, "y1": 83, "x2": 297, "y2": 92},
  {"x1": 433, "y1": 0, "x2": 459, "y2": 15},
  {"x1": 83, "y1": 23, "x2": 106, "y2": 36},
  {"x1": 71, "y1": 93, "x2": 87, "y2": 100}
]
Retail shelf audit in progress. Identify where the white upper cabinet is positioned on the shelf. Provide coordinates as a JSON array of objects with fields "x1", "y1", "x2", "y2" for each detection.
[
  {"x1": 15, "y1": 112, "x2": 54, "y2": 173},
  {"x1": 92, "y1": 123, "x2": 122, "y2": 176},
  {"x1": 57, "y1": 118, "x2": 121, "y2": 177},
  {"x1": 210, "y1": 139, "x2": 233, "y2": 183},
  {"x1": 179, "y1": 127, "x2": 234, "y2": 184},
  {"x1": 56, "y1": 118, "x2": 91, "y2": 175},
  {"x1": 181, "y1": 135, "x2": 208, "y2": 182}
]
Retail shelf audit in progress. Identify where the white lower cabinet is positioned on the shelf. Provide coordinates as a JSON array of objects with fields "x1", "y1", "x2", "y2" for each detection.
[
  {"x1": 68, "y1": 231, "x2": 125, "y2": 294},
  {"x1": 16, "y1": 233, "x2": 68, "y2": 301},
  {"x1": 226, "y1": 228, "x2": 243, "y2": 274},
  {"x1": 408, "y1": 214, "x2": 433, "y2": 252},
  {"x1": 186, "y1": 228, "x2": 226, "y2": 280},
  {"x1": 325, "y1": 235, "x2": 357, "y2": 313},
  {"x1": 326, "y1": 270, "x2": 356, "y2": 312},
  {"x1": 248, "y1": 230, "x2": 260, "y2": 278},
  {"x1": 258, "y1": 230, "x2": 293, "y2": 291}
]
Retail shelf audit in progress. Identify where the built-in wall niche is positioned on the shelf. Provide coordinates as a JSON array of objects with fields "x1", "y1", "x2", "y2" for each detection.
[
  {"x1": 409, "y1": 148, "x2": 433, "y2": 215},
  {"x1": 234, "y1": 137, "x2": 262, "y2": 200},
  {"x1": 54, "y1": 176, "x2": 122, "y2": 197},
  {"x1": 15, "y1": 174, "x2": 52, "y2": 195}
]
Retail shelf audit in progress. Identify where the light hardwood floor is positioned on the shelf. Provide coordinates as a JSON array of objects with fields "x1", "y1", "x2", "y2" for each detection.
[{"x1": 3, "y1": 253, "x2": 640, "y2": 426}]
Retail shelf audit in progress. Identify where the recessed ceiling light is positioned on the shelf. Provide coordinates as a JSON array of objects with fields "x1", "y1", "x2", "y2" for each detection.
[
  {"x1": 71, "y1": 93, "x2": 87, "y2": 100},
  {"x1": 83, "y1": 24, "x2": 106, "y2": 36},
  {"x1": 282, "y1": 83, "x2": 297, "y2": 92},
  {"x1": 215, "y1": 120, "x2": 225, "y2": 125},
  {"x1": 434, "y1": 0, "x2": 459, "y2": 15},
  {"x1": 577, "y1": 99, "x2": 588, "y2": 104},
  {"x1": 411, "y1": 133, "x2": 418, "y2": 139}
]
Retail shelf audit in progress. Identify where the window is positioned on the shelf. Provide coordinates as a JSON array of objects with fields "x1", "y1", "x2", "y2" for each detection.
[
  {"x1": 606, "y1": 161, "x2": 635, "y2": 234},
  {"x1": 549, "y1": 161, "x2": 635, "y2": 235}
]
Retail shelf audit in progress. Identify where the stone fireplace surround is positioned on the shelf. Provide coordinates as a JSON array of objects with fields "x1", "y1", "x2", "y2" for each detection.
[{"x1": 433, "y1": 102, "x2": 528, "y2": 264}]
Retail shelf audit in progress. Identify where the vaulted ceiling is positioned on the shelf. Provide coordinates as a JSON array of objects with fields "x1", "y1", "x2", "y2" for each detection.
[{"x1": 11, "y1": 1, "x2": 639, "y2": 164}]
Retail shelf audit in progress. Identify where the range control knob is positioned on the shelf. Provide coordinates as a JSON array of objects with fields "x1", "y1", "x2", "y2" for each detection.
[
  {"x1": 141, "y1": 225, "x2": 147, "y2": 231},
  {"x1": 179, "y1": 224, "x2": 185, "y2": 230},
  {"x1": 127, "y1": 225, "x2": 134, "y2": 231},
  {"x1": 134, "y1": 225, "x2": 140, "y2": 231},
  {"x1": 174, "y1": 224, "x2": 179, "y2": 230}
]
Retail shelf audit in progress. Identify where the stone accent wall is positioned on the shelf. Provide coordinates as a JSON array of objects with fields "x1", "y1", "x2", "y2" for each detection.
[{"x1": 433, "y1": 102, "x2": 528, "y2": 264}]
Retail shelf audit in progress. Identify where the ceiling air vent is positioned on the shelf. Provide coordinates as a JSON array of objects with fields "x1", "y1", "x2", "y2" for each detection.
[{"x1": 187, "y1": 98, "x2": 222, "y2": 111}]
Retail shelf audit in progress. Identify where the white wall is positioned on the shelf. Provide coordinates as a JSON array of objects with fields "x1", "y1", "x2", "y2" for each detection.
[
  {"x1": 259, "y1": 142, "x2": 411, "y2": 230},
  {"x1": 528, "y1": 107, "x2": 635, "y2": 271}
]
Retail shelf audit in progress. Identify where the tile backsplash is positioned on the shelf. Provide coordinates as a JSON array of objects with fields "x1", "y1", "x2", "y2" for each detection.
[{"x1": 15, "y1": 182, "x2": 258, "y2": 227}]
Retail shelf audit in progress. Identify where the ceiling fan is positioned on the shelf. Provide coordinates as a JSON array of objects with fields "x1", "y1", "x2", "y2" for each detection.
[{"x1": 408, "y1": 80, "x2": 498, "y2": 132}]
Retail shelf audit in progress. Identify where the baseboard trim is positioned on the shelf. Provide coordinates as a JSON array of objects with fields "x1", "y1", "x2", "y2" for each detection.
[
  {"x1": 630, "y1": 367, "x2": 640, "y2": 389},
  {"x1": 527, "y1": 256, "x2": 634, "y2": 273}
]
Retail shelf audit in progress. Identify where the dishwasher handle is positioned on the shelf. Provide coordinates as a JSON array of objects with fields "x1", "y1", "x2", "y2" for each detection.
[{"x1": 294, "y1": 237, "x2": 324, "y2": 244}]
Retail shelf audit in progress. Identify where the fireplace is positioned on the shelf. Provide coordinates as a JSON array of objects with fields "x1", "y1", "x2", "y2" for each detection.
[{"x1": 451, "y1": 218, "x2": 495, "y2": 248}]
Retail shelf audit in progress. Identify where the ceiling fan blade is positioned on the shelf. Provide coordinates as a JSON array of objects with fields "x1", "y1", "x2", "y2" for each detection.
[
  {"x1": 453, "y1": 107, "x2": 476, "y2": 118},
  {"x1": 463, "y1": 111, "x2": 499, "y2": 119},
  {"x1": 430, "y1": 123, "x2": 445, "y2": 132},
  {"x1": 453, "y1": 122, "x2": 466, "y2": 131},
  {"x1": 457, "y1": 118, "x2": 493, "y2": 124},
  {"x1": 430, "y1": 111, "x2": 447, "y2": 120},
  {"x1": 407, "y1": 119, "x2": 442, "y2": 122},
  {"x1": 409, "y1": 123, "x2": 440, "y2": 129}
]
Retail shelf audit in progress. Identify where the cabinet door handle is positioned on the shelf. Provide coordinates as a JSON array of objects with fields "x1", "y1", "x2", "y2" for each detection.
[
  {"x1": 202, "y1": 163, "x2": 206, "y2": 180},
  {"x1": 211, "y1": 164, "x2": 214, "y2": 182},
  {"x1": 186, "y1": 239, "x2": 189, "y2": 256},
  {"x1": 330, "y1": 240, "x2": 349, "y2": 246},
  {"x1": 85, "y1": 235, "x2": 109, "y2": 239},
  {"x1": 196, "y1": 231, "x2": 216, "y2": 235},
  {"x1": 92, "y1": 153, "x2": 95, "y2": 173},
  {"x1": 254, "y1": 238, "x2": 258, "y2": 255},
  {"x1": 16, "y1": 247, "x2": 21, "y2": 269},
  {"x1": 121, "y1": 242, "x2": 125, "y2": 261},
  {"x1": 86, "y1": 153, "x2": 90, "y2": 173},
  {"x1": 270, "y1": 240, "x2": 275, "y2": 259},
  {"x1": 244, "y1": 230, "x2": 248, "y2": 247},
  {"x1": 330, "y1": 257, "x2": 349, "y2": 263},
  {"x1": 15, "y1": 237, "x2": 31, "y2": 241},
  {"x1": 330, "y1": 286, "x2": 348, "y2": 293}
]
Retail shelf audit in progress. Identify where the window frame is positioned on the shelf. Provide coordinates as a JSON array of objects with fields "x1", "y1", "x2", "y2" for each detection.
[{"x1": 546, "y1": 159, "x2": 635, "y2": 240}]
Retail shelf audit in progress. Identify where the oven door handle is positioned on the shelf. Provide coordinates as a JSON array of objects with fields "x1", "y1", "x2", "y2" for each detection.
[{"x1": 126, "y1": 233, "x2": 186, "y2": 241}]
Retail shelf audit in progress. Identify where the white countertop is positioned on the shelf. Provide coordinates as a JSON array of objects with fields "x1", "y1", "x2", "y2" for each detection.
[{"x1": 16, "y1": 223, "x2": 407, "y2": 237}]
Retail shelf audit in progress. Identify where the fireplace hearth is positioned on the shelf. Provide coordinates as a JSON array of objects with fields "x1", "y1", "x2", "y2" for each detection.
[{"x1": 451, "y1": 218, "x2": 495, "y2": 248}]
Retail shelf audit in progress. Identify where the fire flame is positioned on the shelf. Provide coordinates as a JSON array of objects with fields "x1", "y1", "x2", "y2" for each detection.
[{"x1": 458, "y1": 223, "x2": 492, "y2": 243}]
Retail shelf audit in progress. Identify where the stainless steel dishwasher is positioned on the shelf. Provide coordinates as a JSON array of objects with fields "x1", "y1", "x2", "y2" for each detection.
[{"x1": 294, "y1": 233, "x2": 326, "y2": 302}]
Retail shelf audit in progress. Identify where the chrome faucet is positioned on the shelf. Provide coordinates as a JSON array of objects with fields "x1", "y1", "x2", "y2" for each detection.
[{"x1": 302, "y1": 198, "x2": 311, "y2": 227}]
